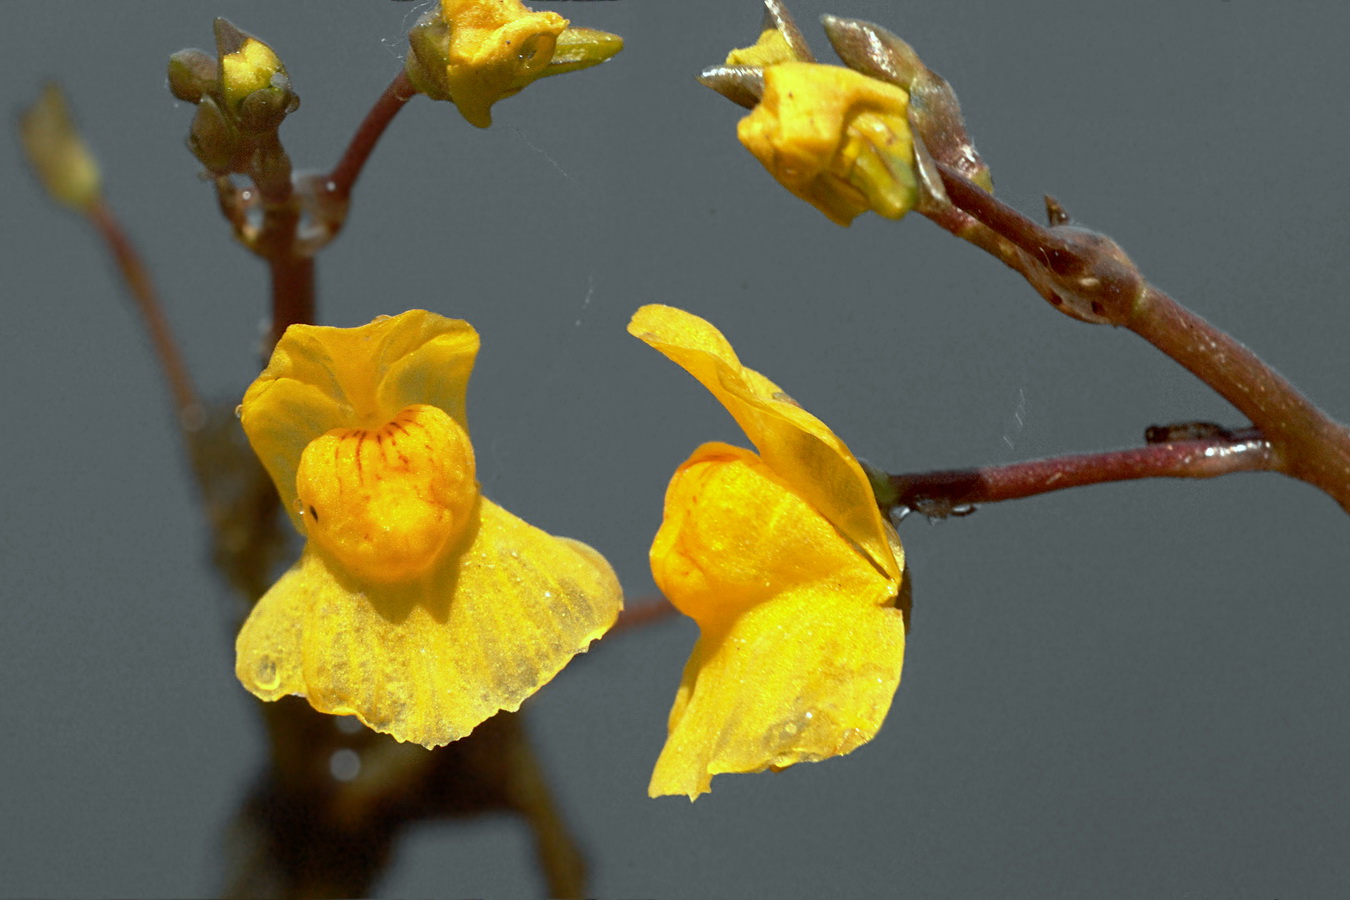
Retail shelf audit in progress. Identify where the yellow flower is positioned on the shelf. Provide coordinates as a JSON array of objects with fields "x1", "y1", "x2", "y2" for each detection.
[
  {"x1": 628, "y1": 305, "x2": 906, "y2": 799},
  {"x1": 236, "y1": 310, "x2": 623, "y2": 748},
  {"x1": 406, "y1": 0, "x2": 622, "y2": 128},
  {"x1": 737, "y1": 61, "x2": 918, "y2": 226}
]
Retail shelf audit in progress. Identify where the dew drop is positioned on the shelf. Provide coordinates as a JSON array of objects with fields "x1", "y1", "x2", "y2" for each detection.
[
  {"x1": 255, "y1": 656, "x2": 279, "y2": 690},
  {"x1": 234, "y1": 403, "x2": 244, "y2": 419},
  {"x1": 293, "y1": 498, "x2": 306, "y2": 515}
]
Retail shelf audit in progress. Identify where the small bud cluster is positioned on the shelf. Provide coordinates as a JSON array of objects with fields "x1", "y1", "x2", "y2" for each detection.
[{"x1": 168, "y1": 19, "x2": 299, "y2": 198}]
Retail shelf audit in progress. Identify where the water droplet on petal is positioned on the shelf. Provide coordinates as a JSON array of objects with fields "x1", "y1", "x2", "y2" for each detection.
[
  {"x1": 255, "y1": 655, "x2": 279, "y2": 690},
  {"x1": 234, "y1": 403, "x2": 244, "y2": 419}
]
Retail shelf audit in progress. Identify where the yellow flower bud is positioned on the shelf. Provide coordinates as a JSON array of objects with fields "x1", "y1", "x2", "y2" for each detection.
[
  {"x1": 407, "y1": 0, "x2": 621, "y2": 128},
  {"x1": 220, "y1": 34, "x2": 286, "y2": 113},
  {"x1": 737, "y1": 62, "x2": 918, "y2": 226}
]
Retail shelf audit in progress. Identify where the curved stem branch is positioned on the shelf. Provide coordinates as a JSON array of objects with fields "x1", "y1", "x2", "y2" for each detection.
[
  {"x1": 328, "y1": 70, "x2": 416, "y2": 200},
  {"x1": 924, "y1": 160, "x2": 1350, "y2": 512},
  {"x1": 1130, "y1": 287, "x2": 1350, "y2": 508}
]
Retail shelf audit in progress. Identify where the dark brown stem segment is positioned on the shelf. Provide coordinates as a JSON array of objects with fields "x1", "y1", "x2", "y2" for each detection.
[
  {"x1": 86, "y1": 199, "x2": 200, "y2": 419},
  {"x1": 887, "y1": 429, "x2": 1276, "y2": 514},
  {"x1": 328, "y1": 70, "x2": 416, "y2": 199}
]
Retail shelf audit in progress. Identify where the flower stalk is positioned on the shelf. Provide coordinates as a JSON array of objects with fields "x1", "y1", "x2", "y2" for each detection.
[
  {"x1": 927, "y1": 162, "x2": 1350, "y2": 512},
  {"x1": 879, "y1": 427, "x2": 1276, "y2": 517}
]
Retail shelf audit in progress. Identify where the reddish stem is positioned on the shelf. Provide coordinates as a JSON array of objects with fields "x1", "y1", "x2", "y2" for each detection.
[
  {"x1": 328, "y1": 71, "x2": 416, "y2": 199},
  {"x1": 887, "y1": 429, "x2": 1276, "y2": 513},
  {"x1": 269, "y1": 254, "x2": 315, "y2": 351},
  {"x1": 1131, "y1": 287, "x2": 1350, "y2": 509},
  {"x1": 924, "y1": 160, "x2": 1350, "y2": 512},
  {"x1": 87, "y1": 199, "x2": 200, "y2": 419}
]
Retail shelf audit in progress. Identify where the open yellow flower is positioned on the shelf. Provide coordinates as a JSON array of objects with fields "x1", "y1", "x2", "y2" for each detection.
[
  {"x1": 406, "y1": 0, "x2": 623, "y2": 128},
  {"x1": 628, "y1": 305, "x2": 906, "y2": 799},
  {"x1": 236, "y1": 310, "x2": 622, "y2": 748}
]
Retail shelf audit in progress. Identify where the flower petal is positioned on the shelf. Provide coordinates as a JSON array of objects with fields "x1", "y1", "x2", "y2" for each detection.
[
  {"x1": 241, "y1": 310, "x2": 479, "y2": 532},
  {"x1": 236, "y1": 496, "x2": 622, "y2": 747},
  {"x1": 648, "y1": 568, "x2": 904, "y2": 800},
  {"x1": 629, "y1": 304, "x2": 900, "y2": 581},
  {"x1": 647, "y1": 444, "x2": 904, "y2": 798}
]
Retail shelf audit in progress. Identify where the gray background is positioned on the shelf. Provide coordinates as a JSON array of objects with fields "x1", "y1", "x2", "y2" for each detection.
[{"x1": 6, "y1": 1, "x2": 1350, "y2": 896}]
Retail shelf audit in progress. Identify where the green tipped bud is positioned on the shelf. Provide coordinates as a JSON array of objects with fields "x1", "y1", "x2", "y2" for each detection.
[
  {"x1": 214, "y1": 18, "x2": 296, "y2": 119},
  {"x1": 545, "y1": 27, "x2": 623, "y2": 76},
  {"x1": 187, "y1": 96, "x2": 240, "y2": 176},
  {"x1": 167, "y1": 49, "x2": 218, "y2": 104},
  {"x1": 19, "y1": 83, "x2": 102, "y2": 211}
]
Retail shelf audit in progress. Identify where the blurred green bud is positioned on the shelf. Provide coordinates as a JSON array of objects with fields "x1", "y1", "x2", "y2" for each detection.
[{"x1": 19, "y1": 83, "x2": 102, "y2": 211}]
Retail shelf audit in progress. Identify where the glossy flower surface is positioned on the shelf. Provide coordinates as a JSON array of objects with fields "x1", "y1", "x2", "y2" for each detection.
[
  {"x1": 737, "y1": 61, "x2": 917, "y2": 226},
  {"x1": 237, "y1": 310, "x2": 622, "y2": 747},
  {"x1": 629, "y1": 305, "x2": 906, "y2": 799},
  {"x1": 407, "y1": 0, "x2": 622, "y2": 128}
]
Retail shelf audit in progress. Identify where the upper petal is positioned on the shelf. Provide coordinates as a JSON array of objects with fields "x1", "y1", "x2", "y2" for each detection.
[
  {"x1": 235, "y1": 496, "x2": 623, "y2": 747},
  {"x1": 240, "y1": 310, "x2": 479, "y2": 532},
  {"x1": 629, "y1": 304, "x2": 900, "y2": 581}
]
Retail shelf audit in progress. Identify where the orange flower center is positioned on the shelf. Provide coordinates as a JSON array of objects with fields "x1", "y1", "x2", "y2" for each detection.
[{"x1": 295, "y1": 404, "x2": 477, "y2": 582}]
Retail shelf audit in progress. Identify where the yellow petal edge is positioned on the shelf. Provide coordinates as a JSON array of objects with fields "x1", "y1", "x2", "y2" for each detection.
[
  {"x1": 628, "y1": 304, "x2": 898, "y2": 582},
  {"x1": 237, "y1": 310, "x2": 623, "y2": 747},
  {"x1": 628, "y1": 305, "x2": 905, "y2": 799}
]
